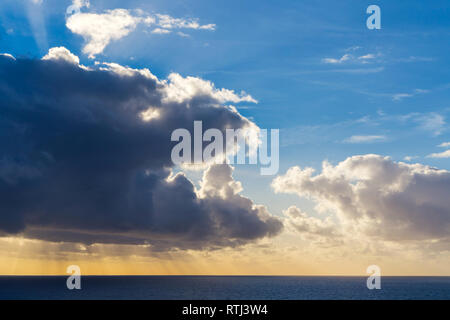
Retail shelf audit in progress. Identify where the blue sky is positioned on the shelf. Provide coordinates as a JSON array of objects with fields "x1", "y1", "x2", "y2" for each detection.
[{"x1": 1, "y1": 0, "x2": 449, "y2": 215}]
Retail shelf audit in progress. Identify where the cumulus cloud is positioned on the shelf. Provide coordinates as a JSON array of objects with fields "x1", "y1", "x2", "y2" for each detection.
[
  {"x1": 65, "y1": 1, "x2": 216, "y2": 58},
  {"x1": 438, "y1": 142, "x2": 450, "y2": 148},
  {"x1": 161, "y1": 73, "x2": 257, "y2": 104},
  {"x1": 66, "y1": 8, "x2": 142, "y2": 59},
  {"x1": 42, "y1": 46, "x2": 80, "y2": 65},
  {"x1": 0, "y1": 49, "x2": 281, "y2": 250},
  {"x1": 198, "y1": 165, "x2": 282, "y2": 240},
  {"x1": 283, "y1": 206, "x2": 341, "y2": 241},
  {"x1": 273, "y1": 155, "x2": 450, "y2": 244}
]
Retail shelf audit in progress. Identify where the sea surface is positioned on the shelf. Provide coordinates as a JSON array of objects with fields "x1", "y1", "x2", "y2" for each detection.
[{"x1": 0, "y1": 276, "x2": 449, "y2": 300}]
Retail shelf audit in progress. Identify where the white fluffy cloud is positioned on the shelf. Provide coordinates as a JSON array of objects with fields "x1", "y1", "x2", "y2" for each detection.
[
  {"x1": 42, "y1": 46, "x2": 80, "y2": 64},
  {"x1": 65, "y1": 1, "x2": 216, "y2": 58},
  {"x1": 66, "y1": 9, "x2": 142, "y2": 59},
  {"x1": 161, "y1": 73, "x2": 257, "y2": 104},
  {"x1": 273, "y1": 155, "x2": 450, "y2": 244}
]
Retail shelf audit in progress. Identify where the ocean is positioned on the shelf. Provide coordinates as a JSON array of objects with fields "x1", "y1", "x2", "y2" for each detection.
[{"x1": 0, "y1": 276, "x2": 449, "y2": 300}]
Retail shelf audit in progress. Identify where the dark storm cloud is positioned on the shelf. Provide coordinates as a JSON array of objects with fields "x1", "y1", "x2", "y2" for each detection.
[{"x1": 0, "y1": 51, "x2": 282, "y2": 249}]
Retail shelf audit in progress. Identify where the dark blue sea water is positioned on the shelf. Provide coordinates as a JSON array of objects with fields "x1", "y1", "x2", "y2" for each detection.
[{"x1": 0, "y1": 276, "x2": 449, "y2": 300}]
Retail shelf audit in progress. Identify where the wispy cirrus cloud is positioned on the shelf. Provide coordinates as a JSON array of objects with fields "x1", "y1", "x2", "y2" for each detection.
[
  {"x1": 406, "y1": 112, "x2": 446, "y2": 136},
  {"x1": 327, "y1": 66, "x2": 384, "y2": 74},
  {"x1": 155, "y1": 14, "x2": 215, "y2": 31},
  {"x1": 322, "y1": 52, "x2": 379, "y2": 65},
  {"x1": 358, "y1": 53, "x2": 376, "y2": 61},
  {"x1": 343, "y1": 135, "x2": 387, "y2": 144},
  {"x1": 322, "y1": 54, "x2": 351, "y2": 64},
  {"x1": 427, "y1": 150, "x2": 450, "y2": 159},
  {"x1": 396, "y1": 56, "x2": 435, "y2": 63},
  {"x1": 392, "y1": 88, "x2": 429, "y2": 101},
  {"x1": 404, "y1": 155, "x2": 419, "y2": 162},
  {"x1": 427, "y1": 141, "x2": 450, "y2": 158},
  {"x1": 320, "y1": 48, "x2": 383, "y2": 75},
  {"x1": 281, "y1": 111, "x2": 446, "y2": 147},
  {"x1": 152, "y1": 28, "x2": 171, "y2": 34},
  {"x1": 438, "y1": 142, "x2": 450, "y2": 148}
]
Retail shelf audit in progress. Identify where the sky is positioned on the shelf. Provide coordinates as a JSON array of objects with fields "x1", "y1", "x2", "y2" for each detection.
[{"x1": 0, "y1": 0, "x2": 449, "y2": 276}]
